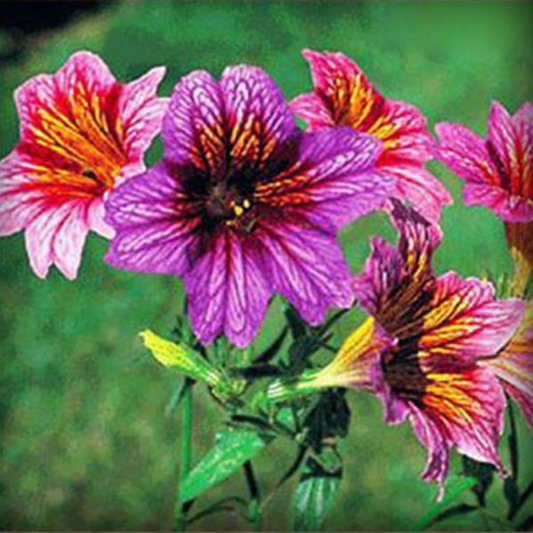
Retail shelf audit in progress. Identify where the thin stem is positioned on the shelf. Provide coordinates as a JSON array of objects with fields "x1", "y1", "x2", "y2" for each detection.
[
  {"x1": 175, "y1": 379, "x2": 194, "y2": 531},
  {"x1": 509, "y1": 479, "x2": 533, "y2": 521},
  {"x1": 243, "y1": 460, "x2": 262, "y2": 531},
  {"x1": 507, "y1": 400, "x2": 519, "y2": 480}
]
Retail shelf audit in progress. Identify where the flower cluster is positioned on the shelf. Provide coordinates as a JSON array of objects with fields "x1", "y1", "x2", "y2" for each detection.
[{"x1": 0, "y1": 50, "x2": 531, "y2": 496}]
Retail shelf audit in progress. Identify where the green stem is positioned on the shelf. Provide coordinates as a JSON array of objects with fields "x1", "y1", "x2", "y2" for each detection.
[
  {"x1": 175, "y1": 379, "x2": 193, "y2": 531},
  {"x1": 243, "y1": 460, "x2": 262, "y2": 531}
]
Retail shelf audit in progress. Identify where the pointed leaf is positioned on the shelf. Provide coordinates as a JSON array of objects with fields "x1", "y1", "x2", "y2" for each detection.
[{"x1": 181, "y1": 428, "x2": 273, "y2": 502}]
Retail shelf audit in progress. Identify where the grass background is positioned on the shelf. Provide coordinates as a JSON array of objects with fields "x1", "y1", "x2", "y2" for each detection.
[{"x1": 0, "y1": 1, "x2": 532, "y2": 530}]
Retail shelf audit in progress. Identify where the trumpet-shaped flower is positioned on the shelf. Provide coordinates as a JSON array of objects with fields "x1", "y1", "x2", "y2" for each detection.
[
  {"x1": 105, "y1": 65, "x2": 391, "y2": 347},
  {"x1": 356, "y1": 205, "x2": 524, "y2": 486},
  {"x1": 291, "y1": 50, "x2": 452, "y2": 222},
  {"x1": 0, "y1": 51, "x2": 167, "y2": 280},
  {"x1": 271, "y1": 203, "x2": 524, "y2": 489}
]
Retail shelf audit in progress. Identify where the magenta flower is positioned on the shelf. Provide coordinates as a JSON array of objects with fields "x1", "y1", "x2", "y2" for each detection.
[
  {"x1": 291, "y1": 50, "x2": 452, "y2": 222},
  {"x1": 353, "y1": 204, "x2": 524, "y2": 488},
  {"x1": 271, "y1": 203, "x2": 525, "y2": 490},
  {"x1": 105, "y1": 65, "x2": 391, "y2": 347},
  {"x1": 0, "y1": 51, "x2": 167, "y2": 280},
  {"x1": 435, "y1": 101, "x2": 533, "y2": 223}
]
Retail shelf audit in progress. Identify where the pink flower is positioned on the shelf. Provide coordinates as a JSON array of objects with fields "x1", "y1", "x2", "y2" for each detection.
[
  {"x1": 0, "y1": 51, "x2": 167, "y2": 279},
  {"x1": 291, "y1": 50, "x2": 452, "y2": 222},
  {"x1": 435, "y1": 101, "x2": 533, "y2": 223},
  {"x1": 353, "y1": 204, "x2": 524, "y2": 488},
  {"x1": 271, "y1": 203, "x2": 525, "y2": 491}
]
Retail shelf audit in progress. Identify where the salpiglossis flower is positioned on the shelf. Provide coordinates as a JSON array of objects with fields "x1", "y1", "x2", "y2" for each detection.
[
  {"x1": 355, "y1": 204, "x2": 524, "y2": 487},
  {"x1": 435, "y1": 101, "x2": 533, "y2": 294},
  {"x1": 105, "y1": 65, "x2": 392, "y2": 348},
  {"x1": 271, "y1": 202, "x2": 524, "y2": 491},
  {"x1": 0, "y1": 52, "x2": 167, "y2": 280},
  {"x1": 291, "y1": 50, "x2": 452, "y2": 223}
]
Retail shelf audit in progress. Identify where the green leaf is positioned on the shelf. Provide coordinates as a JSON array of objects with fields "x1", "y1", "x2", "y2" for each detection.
[
  {"x1": 416, "y1": 476, "x2": 478, "y2": 530},
  {"x1": 426, "y1": 503, "x2": 478, "y2": 527},
  {"x1": 292, "y1": 456, "x2": 342, "y2": 531},
  {"x1": 180, "y1": 428, "x2": 273, "y2": 503}
]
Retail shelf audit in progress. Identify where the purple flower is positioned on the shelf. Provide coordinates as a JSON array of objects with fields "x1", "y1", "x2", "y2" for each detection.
[{"x1": 105, "y1": 65, "x2": 391, "y2": 347}]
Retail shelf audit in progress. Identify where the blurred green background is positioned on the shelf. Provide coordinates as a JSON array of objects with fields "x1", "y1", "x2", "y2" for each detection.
[{"x1": 1, "y1": 1, "x2": 532, "y2": 530}]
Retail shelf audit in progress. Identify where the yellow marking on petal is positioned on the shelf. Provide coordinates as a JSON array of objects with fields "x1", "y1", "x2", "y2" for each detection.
[{"x1": 27, "y1": 83, "x2": 127, "y2": 192}]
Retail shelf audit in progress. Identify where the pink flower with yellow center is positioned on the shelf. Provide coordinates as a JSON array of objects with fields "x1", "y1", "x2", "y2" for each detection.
[
  {"x1": 291, "y1": 50, "x2": 452, "y2": 222},
  {"x1": 270, "y1": 203, "x2": 525, "y2": 490},
  {"x1": 0, "y1": 51, "x2": 167, "y2": 279}
]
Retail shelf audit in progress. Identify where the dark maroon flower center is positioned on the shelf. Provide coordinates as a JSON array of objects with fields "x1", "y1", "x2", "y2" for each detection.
[
  {"x1": 383, "y1": 338, "x2": 429, "y2": 402},
  {"x1": 182, "y1": 168, "x2": 260, "y2": 234}
]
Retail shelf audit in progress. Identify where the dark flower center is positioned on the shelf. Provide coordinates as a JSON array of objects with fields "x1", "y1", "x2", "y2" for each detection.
[
  {"x1": 383, "y1": 338, "x2": 429, "y2": 403},
  {"x1": 181, "y1": 166, "x2": 259, "y2": 235}
]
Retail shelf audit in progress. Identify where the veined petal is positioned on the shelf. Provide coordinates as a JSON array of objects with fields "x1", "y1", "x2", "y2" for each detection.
[
  {"x1": 255, "y1": 127, "x2": 389, "y2": 231},
  {"x1": 483, "y1": 301, "x2": 533, "y2": 428},
  {"x1": 257, "y1": 217, "x2": 354, "y2": 325},
  {"x1": 290, "y1": 92, "x2": 334, "y2": 130},
  {"x1": 354, "y1": 202, "x2": 440, "y2": 333},
  {"x1": 434, "y1": 122, "x2": 497, "y2": 185},
  {"x1": 412, "y1": 368, "x2": 506, "y2": 486},
  {"x1": 119, "y1": 66, "x2": 168, "y2": 161},
  {"x1": 220, "y1": 64, "x2": 298, "y2": 175},
  {"x1": 163, "y1": 70, "x2": 227, "y2": 179},
  {"x1": 105, "y1": 163, "x2": 199, "y2": 276},
  {"x1": 418, "y1": 273, "x2": 525, "y2": 366},
  {"x1": 384, "y1": 164, "x2": 453, "y2": 224},
  {"x1": 24, "y1": 200, "x2": 90, "y2": 280},
  {"x1": 183, "y1": 231, "x2": 270, "y2": 347}
]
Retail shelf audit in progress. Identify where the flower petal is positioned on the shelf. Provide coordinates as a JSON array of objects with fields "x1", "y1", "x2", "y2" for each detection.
[
  {"x1": 412, "y1": 368, "x2": 506, "y2": 485},
  {"x1": 354, "y1": 202, "x2": 440, "y2": 332},
  {"x1": 118, "y1": 66, "x2": 167, "y2": 162},
  {"x1": 184, "y1": 232, "x2": 270, "y2": 347},
  {"x1": 484, "y1": 301, "x2": 533, "y2": 428},
  {"x1": 220, "y1": 64, "x2": 298, "y2": 174},
  {"x1": 105, "y1": 163, "x2": 199, "y2": 275},
  {"x1": 256, "y1": 127, "x2": 390, "y2": 231},
  {"x1": 384, "y1": 164, "x2": 453, "y2": 224},
  {"x1": 419, "y1": 272, "x2": 525, "y2": 366},
  {"x1": 163, "y1": 70, "x2": 227, "y2": 179},
  {"x1": 290, "y1": 92, "x2": 334, "y2": 129},
  {"x1": 257, "y1": 217, "x2": 354, "y2": 325},
  {"x1": 24, "y1": 200, "x2": 89, "y2": 280}
]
